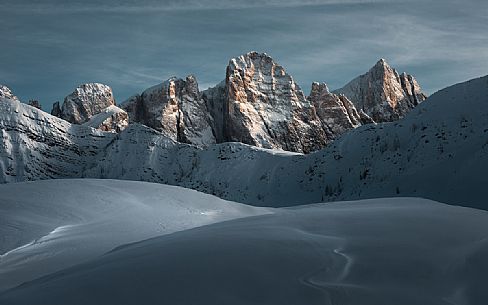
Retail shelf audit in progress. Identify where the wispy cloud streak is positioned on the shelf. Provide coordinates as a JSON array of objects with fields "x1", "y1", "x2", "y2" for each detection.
[{"x1": 2, "y1": 0, "x2": 388, "y2": 14}]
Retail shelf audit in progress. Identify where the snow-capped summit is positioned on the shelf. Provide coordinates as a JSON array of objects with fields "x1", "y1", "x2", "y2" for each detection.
[
  {"x1": 53, "y1": 83, "x2": 116, "y2": 124},
  {"x1": 334, "y1": 59, "x2": 427, "y2": 122},
  {"x1": 0, "y1": 84, "x2": 19, "y2": 102}
]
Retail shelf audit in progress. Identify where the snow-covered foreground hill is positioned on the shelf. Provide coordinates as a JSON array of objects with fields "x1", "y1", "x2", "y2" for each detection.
[
  {"x1": 1, "y1": 192, "x2": 487, "y2": 305},
  {"x1": 1, "y1": 76, "x2": 487, "y2": 209},
  {"x1": 0, "y1": 179, "x2": 269, "y2": 292}
]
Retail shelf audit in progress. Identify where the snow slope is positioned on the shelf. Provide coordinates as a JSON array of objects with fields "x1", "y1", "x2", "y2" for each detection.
[
  {"x1": 1, "y1": 197, "x2": 487, "y2": 305},
  {"x1": 0, "y1": 98, "x2": 116, "y2": 182},
  {"x1": 0, "y1": 179, "x2": 269, "y2": 291}
]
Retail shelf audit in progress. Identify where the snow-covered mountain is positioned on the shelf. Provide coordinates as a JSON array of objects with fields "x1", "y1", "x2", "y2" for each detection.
[
  {"x1": 119, "y1": 52, "x2": 424, "y2": 153},
  {"x1": 0, "y1": 96, "x2": 115, "y2": 182},
  {"x1": 13, "y1": 53, "x2": 424, "y2": 154},
  {"x1": 0, "y1": 75, "x2": 486, "y2": 209},
  {"x1": 80, "y1": 75, "x2": 488, "y2": 210},
  {"x1": 1, "y1": 192, "x2": 486, "y2": 305},
  {"x1": 334, "y1": 59, "x2": 427, "y2": 122}
]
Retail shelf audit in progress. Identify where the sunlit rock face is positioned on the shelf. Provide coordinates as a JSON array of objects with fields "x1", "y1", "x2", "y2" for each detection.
[
  {"x1": 53, "y1": 83, "x2": 116, "y2": 124},
  {"x1": 0, "y1": 85, "x2": 19, "y2": 102},
  {"x1": 122, "y1": 53, "x2": 425, "y2": 153},
  {"x1": 334, "y1": 59, "x2": 427, "y2": 122},
  {"x1": 219, "y1": 52, "x2": 328, "y2": 153},
  {"x1": 83, "y1": 105, "x2": 129, "y2": 133},
  {"x1": 121, "y1": 75, "x2": 215, "y2": 146},
  {"x1": 308, "y1": 82, "x2": 369, "y2": 140}
]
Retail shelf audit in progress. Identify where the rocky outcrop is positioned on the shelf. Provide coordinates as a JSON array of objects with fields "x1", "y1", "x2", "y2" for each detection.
[
  {"x1": 308, "y1": 82, "x2": 369, "y2": 139},
  {"x1": 202, "y1": 81, "x2": 226, "y2": 143},
  {"x1": 51, "y1": 101, "x2": 61, "y2": 117},
  {"x1": 27, "y1": 100, "x2": 42, "y2": 110},
  {"x1": 0, "y1": 85, "x2": 19, "y2": 102},
  {"x1": 83, "y1": 105, "x2": 129, "y2": 133},
  {"x1": 215, "y1": 52, "x2": 328, "y2": 153},
  {"x1": 121, "y1": 76, "x2": 215, "y2": 146},
  {"x1": 53, "y1": 83, "x2": 116, "y2": 124},
  {"x1": 334, "y1": 59, "x2": 427, "y2": 122}
]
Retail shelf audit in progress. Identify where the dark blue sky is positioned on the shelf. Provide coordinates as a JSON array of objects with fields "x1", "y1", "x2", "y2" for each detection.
[{"x1": 1, "y1": 0, "x2": 487, "y2": 110}]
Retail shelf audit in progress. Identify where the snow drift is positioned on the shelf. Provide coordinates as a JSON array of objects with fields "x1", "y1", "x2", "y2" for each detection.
[
  {"x1": 1, "y1": 195, "x2": 487, "y2": 305},
  {"x1": 0, "y1": 179, "x2": 269, "y2": 291}
]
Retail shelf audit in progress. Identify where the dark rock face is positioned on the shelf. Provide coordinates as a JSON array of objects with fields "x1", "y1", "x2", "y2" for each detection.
[
  {"x1": 202, "y1": 81, "x2": 226, "y2": 143},
  {"x1": 53, "y1": 83, "x2": 116, "y2": 124},
  {"x1": 27, "y1": 100, "x2": 42, "y2": 110},
  {"x1": 51, "y1": 101, "x2": 62, "y2": 117},
  {"x1": 334, "y1": 59, "x2": 427, "y2": 122}
]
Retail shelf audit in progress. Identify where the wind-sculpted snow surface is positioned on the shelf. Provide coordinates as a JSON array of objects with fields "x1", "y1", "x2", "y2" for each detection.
[
  {"x1": 0, "y1": 179, "x2": 269, "y2": 291},
  {"x1": 1, "y1": 198, "x2": 487, "y2": 305}
]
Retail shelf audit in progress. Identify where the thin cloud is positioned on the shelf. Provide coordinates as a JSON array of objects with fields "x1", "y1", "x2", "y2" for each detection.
[{"x1": 1, "y1": 0, "x2": 388, "y2": 14}]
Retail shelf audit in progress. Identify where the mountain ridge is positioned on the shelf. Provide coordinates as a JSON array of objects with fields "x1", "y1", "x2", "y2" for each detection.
[
  {"x1": 38, "y1": 52, "x2": 427, "y2": 153},
  {"x1": 0, "y1": 73, "x2": 486, "y2": 209}
]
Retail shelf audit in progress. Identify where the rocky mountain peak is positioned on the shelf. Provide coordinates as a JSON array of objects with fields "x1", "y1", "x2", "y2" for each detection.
[
  {"x1": 29, "y1": 53, "x2": 426, "y2": 154},
  {"x1": 222, "y1": 51, "x2": 326, "y2": 153},
  {"x1": 120, "y1": 53, "x2": 425, "y2": 154},
  {"x1": 310, "y1": 82, "x2": 330, "y2": 98},
  {"x1": 0, "y1": 85, "x2": 19, "y2": 102},
  {"x1": 122, "y1": 75, "x2": 215, "y2": 146},
  {"x1": 333, "y1": 59, "x2": 427, "y2": 122},
  {"x1": 53, "y1": 83, "x2": 116, "y2": 124},
  {"x1": 375, "y1": 58, "x2": 388, "y2": 67}
]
